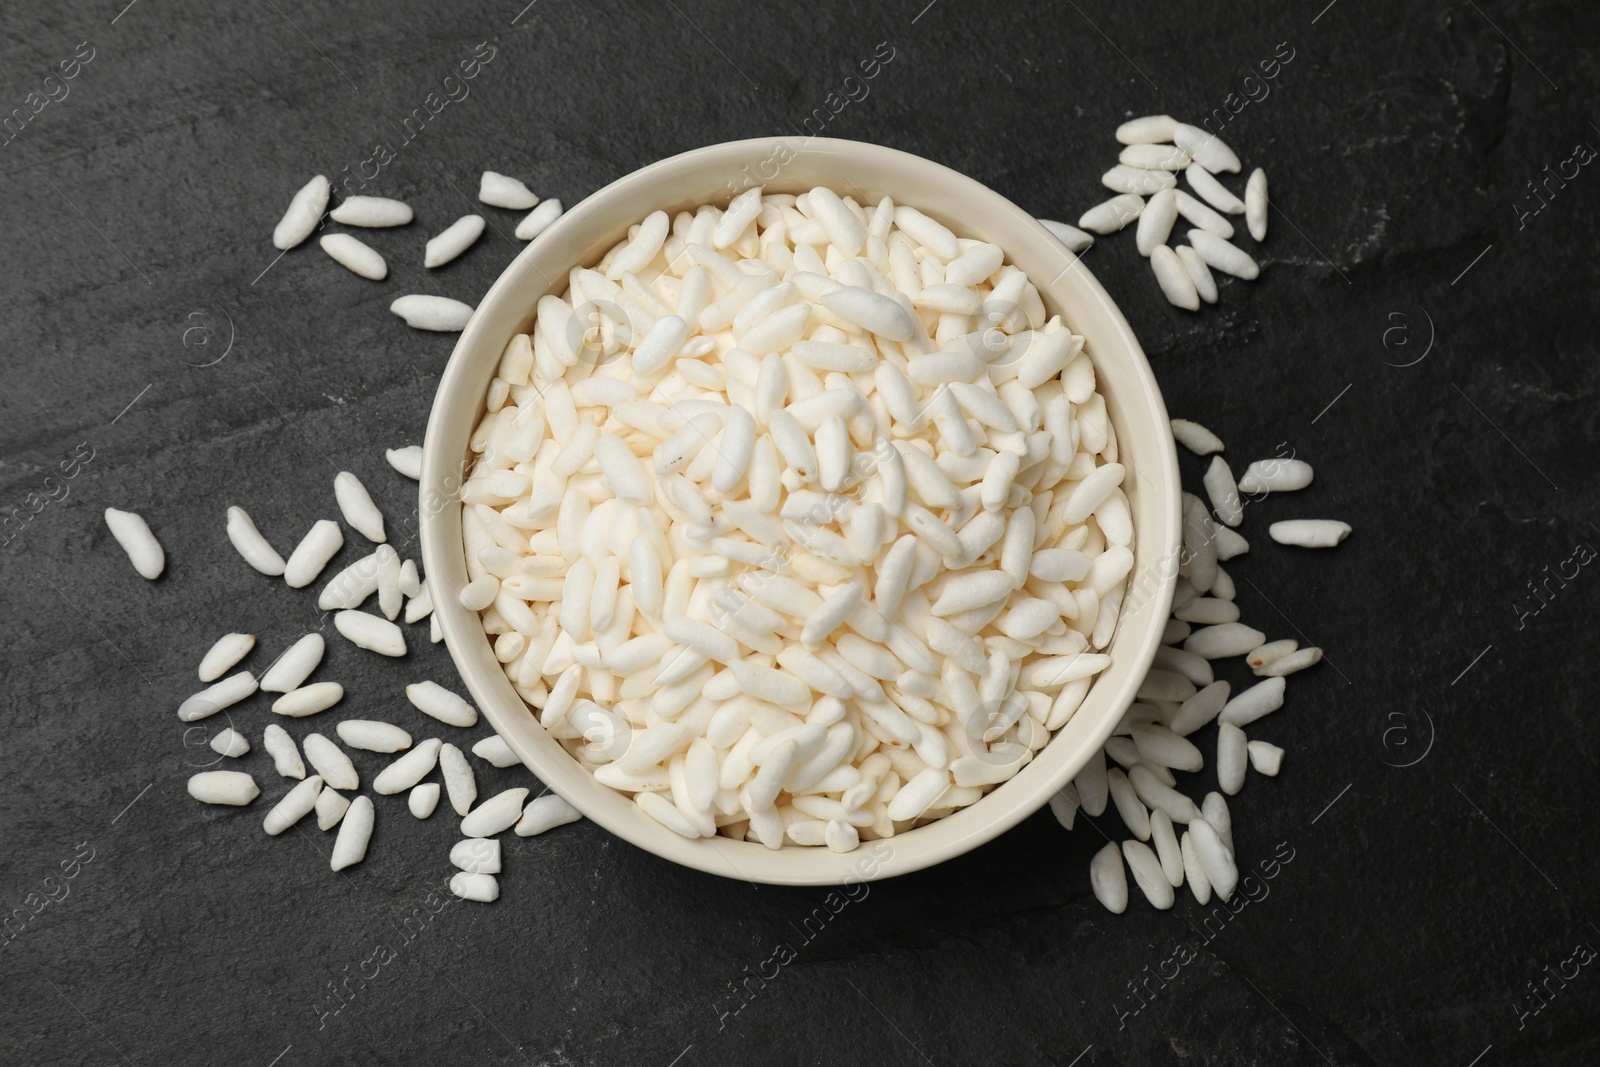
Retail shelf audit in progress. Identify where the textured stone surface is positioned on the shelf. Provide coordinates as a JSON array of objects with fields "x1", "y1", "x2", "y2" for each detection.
[{"x1": 2, "y1": 1, "x2": 1598, "y2": 1064}]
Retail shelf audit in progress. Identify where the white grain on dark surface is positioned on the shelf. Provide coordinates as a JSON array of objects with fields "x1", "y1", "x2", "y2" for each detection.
[{"x1": 1, "y1": 1, "x2": 1596, "y2": 1064}]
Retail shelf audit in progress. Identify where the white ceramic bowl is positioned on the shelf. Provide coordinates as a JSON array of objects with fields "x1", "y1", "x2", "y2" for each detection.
[{"x1": 421, "y1": 137, "x2": 1180, "y2": 885}]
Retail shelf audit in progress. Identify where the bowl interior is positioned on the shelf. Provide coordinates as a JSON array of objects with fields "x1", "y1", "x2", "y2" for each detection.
[{"x1": 421, "y1": 137, "x2": 1180, "y2": 885}]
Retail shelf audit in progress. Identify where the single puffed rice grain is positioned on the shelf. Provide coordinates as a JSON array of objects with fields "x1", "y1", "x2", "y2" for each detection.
[
  {"x1": 264, "y1": 776, "x2": 322, "y2": 835},
  {"x1": 1245, "y1": 168, "x2": 1269, "y2": 242},
  {"x1": 330, "y1": 196, "x2": 412, "y2": 227},
  {"x1": 330, "y1": 796, "x2": 374, "y2": 870},
  {"x1": 426, "y1": 214, "x2": 486, "y2": 268},
  {"x1": 479, "y1": 171, "x2": 539, "y2": 209},
  {"x1": 226, "y1": 507, "x2": 286, "y2": 576},
  {"x1": 263, "y1": 724, "x2": 305, "y2": 779},
  {"x1": 302, "y1": 733, "x2": 359, "y2": 791},
  {"x1": 515, "y1": 794, "x2": 583, "y2": 836},
  {"x1": 409, "y1": 783, "x2": 440, "y2": 818},
  {"x1": 461, "y1": 788, "x2": 528, "y2": 837},
  {"x1": 1091, "y1": 841, "x2": 1129, "y2": 913},
  {"x1": 273, "y1": 175, "x2": 328, "y2": 250},
  {"x1": 271, "y1": 682, "x2": 344, "y2": 718},
  {"x1": 1248, "y1": 740, "x2": 1285, "y2": 776},
  {"x1": 104, "y1": 508, "x2": 164, "y2": 579},
  {"x1": 198, "y1": 632, "x2": 255, "y2": 682},
  {"x1": 315, "y1": 787, "x2": 349, "y2": 830},
  {"x1": 1269, "y1": 519, "x2": 1351, "y2": 548},
  {"x1": 209, "y1": 727, "x2": 251, "y2": 758},
  {"x1": 320, "y1": 234, "x2": 387, "y2": 280},
  {"x1": 391, "y1": 295, "x2": 475, "y2": 332},
  {"x1": 188, "y1": 771, "x2": 259, "y2": 806}
]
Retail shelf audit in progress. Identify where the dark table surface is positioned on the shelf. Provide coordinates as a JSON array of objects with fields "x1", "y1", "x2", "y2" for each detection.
[{"x1": 3, "y1": 1, "x2": 1597, "y2": 1064}]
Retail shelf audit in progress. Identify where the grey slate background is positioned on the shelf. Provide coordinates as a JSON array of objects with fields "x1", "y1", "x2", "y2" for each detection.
[{"x1": 3, "y1": 0, "x2": 1598, "y2": 1064}]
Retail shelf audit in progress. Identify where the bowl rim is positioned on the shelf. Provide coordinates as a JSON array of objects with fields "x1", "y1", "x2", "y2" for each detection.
[{"x1": 421, "y1": 135, "x2": 1180, "y2": 885}]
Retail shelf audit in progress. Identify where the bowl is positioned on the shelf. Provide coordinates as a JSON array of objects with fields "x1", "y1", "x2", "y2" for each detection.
[{"x1": 421, "y1": 136, "x2": 1180, "y2": 885}]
